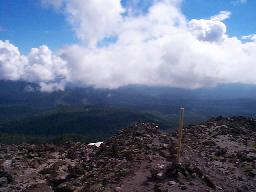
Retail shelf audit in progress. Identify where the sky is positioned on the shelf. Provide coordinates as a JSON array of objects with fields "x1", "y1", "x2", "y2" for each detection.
[{"x1": 0, "y1": 0, "x2": 256, "y2": 92}]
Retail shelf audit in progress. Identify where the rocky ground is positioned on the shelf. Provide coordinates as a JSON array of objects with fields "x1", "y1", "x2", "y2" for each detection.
[{"x1": 0, "y1": 117, "x2": 255, "y2": 192}]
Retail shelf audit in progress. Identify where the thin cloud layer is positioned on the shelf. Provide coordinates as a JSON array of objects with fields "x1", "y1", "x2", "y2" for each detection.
[
  {"x1": 232, "y1": 0, "x2": 247, "y2": 5},
  {"x1": 0, "y1": 0, "x2": 256, "y2": 91},
  {"x1": 242, "y1": 34, "x2": 256, "y2": 41},
  {"x1": 211, "y1": 11, "x2": 231, "y2": 21}
]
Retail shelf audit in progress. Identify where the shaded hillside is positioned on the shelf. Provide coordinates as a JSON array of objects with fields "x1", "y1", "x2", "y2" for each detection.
[{"x1": 0, "y1": 107, "x2": 173, "y2": 143}]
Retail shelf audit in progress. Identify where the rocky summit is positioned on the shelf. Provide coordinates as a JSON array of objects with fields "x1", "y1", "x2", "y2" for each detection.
[{"x1": 0, "y1": 117, "x2": 256, "y2": 192}]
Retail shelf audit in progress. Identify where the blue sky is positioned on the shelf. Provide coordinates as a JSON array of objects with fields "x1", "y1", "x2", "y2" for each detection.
[
  {"x1": 1, "y1": 0, "x2": 256, "y2": 91},
  {"x1": 0, "y1": 0, "x2": 255, "y2": 53},
  {"x1": 0, "y1": 0, "x2": 77, "y2": 53},
  {"x1": 182, "y1": 0, "x2": 256, "y2": 37}
]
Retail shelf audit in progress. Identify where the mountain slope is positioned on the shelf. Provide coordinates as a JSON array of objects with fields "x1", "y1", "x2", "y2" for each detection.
[{"x1": 0, "y1": 116, "x2": 255, "y2": 191}]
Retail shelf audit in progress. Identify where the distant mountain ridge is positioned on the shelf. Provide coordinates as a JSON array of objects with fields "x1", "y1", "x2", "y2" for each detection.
[
  {"x1": 1, "y1": 80, "x2": 256, "y2": 107},
  {"x1": 0, "y1": 80, "x2": 256, "y2": 143}
]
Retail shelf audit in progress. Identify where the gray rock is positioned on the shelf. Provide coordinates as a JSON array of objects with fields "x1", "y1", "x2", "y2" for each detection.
[
  {"x1": 0, "y1": 177, "x2": 8, "y2": 187},
  {"x1": 115, "y1": 186, "x2": 122, "y2": 192},
  {"x1": 168, "y1": 180, "x2": 177, "y2": 186}
]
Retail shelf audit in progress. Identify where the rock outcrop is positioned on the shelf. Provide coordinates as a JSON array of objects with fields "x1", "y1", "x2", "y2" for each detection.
[{"x1": 0, "y1": 117, "x2": 255, "y2": 192}]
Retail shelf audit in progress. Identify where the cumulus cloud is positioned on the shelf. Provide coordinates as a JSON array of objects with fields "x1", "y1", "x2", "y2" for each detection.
[
  {"x1": 188, "y1": 11, "x2": 231, "y2": 42},
  {"x1": 1, "y1": 0, "x2": 256, "y2": 91},
  {"x1": 24, "y1": 45, "x2": 68, "y2": 83},
  {"x1": 0, "y1": 40, "x2": 25, "y2": 81},
  {"x1": 0, "y1": 40, "x2": 68, "y2": 92},
  {"x1": 188, "y1": 19, "x2": 227, "y2": 42},
  {"x1": 42, "y1": 0, "x2": 124, "y2": 46}
]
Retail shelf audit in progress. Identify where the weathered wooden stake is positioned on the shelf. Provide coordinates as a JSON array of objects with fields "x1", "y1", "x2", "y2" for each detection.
[{"x1": 176, "y1": 107, "x2": 184, "y2": 164}]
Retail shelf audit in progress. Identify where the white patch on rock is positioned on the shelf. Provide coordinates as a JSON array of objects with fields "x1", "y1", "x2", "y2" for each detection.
[{"x1": 88, "y1": 142, "x2": 103, "y2": 147}]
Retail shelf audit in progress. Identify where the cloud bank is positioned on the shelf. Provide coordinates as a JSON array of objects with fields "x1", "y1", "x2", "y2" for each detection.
[{"x1": 1, "y1": 0, "x2": 256, "y2": 91}]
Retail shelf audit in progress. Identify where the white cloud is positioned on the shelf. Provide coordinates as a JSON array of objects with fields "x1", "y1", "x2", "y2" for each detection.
[
  {"x1": 242, "y1": 34, "x2": 256, "y2": 41},
  {"x1": 211, "y1": 11, "x2": 231, "y2": 21},
  {"x1": 0, "y1": 40, "x2": 25, "y2": 80},
  {"x1": 59, "y1": 29, "x2": 256, "y2": 89},
  {"x1": 39, "y1": 81, "x2": 66, "y2": 92},
  {"x1": 42, "y1": 0, "x2": 124, "y2": 47},
  {"x1": 187, "y1": 11, "x2": 230, "y2": 42},
  {"x1": 0, "y1": 40, "x2": 68, "y2": 91},
  {"x1": 24, "y1": 45, "x2": 68, "y2": 83},
  {"x1": 1, "y1": 1, "x2": 256, "y2": 91},
  {"x1": 188, "y1": 19, "x2": 227, "y2": 42}
]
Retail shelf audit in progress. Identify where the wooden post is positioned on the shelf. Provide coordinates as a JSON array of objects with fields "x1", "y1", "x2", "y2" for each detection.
[{"x1": 176, "y1": 107, "x2": 184, "y2": 164}]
